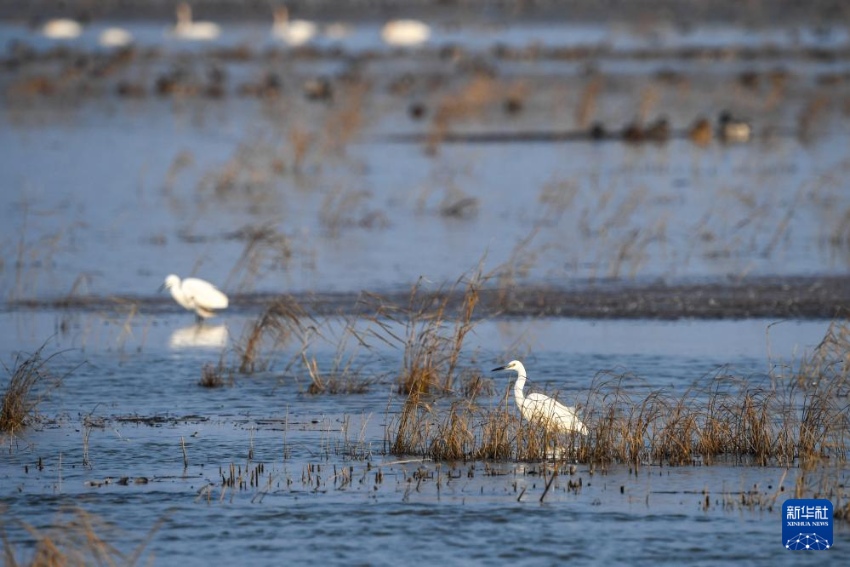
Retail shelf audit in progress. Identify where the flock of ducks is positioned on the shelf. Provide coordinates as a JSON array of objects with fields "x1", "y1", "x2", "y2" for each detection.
[
  {"x1": 40, "y1": 2, "x2": 432, "y2": 48},
  {"x1": 591, "y1": 111, "x2": 752, "y2": 145}
]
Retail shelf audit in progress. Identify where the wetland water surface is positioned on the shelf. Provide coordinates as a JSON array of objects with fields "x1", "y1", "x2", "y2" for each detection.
[
  {"x1": 2, "y1": 314, "x2": 849, "y2": 564},
  {"x1": 2, "y1": 3, "x2": 850, "y2": 564}
]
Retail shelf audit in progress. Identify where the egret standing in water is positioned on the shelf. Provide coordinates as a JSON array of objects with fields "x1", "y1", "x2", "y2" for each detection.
[
  {"x1": 161, "y1": 275, "x2": 228, "y2": 321},
  {"x1": 492, "y1": 360, "x2": 588, "y2": 435},
  {"x1": 380, "y1": 19, "x2": 430, "y2": 47},
  {"x1": 271, "y1": 6, "x2": 317, "y2": 46},
  {"x1": 41, "y1": 18, "x2": 83, "y2": 40},
  {"x1": 172, "y1": 2, "x2": 221, "y2": 41}
]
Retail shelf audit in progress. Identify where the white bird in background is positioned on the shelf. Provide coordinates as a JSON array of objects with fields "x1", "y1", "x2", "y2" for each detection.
[
  {"x1": 99, "y1": 27, "x2": 133, "y2": 48},
  {"x1": 41, "y1": 18, "x2": 83, "y2": 40},
  {"x1": 173, "y1": 2, "x2": 221, "y2": 41},
  {"x1": 272, "y1": 6, "x2": 317, "y2": 46},
  {"x1": 380, "y1": 19, "x2": 430, "y2": 47},
  {"x1": 492, "y1": 360, "x2": 588, "y2": 435},
  {"x1": 161, "y1": 274, "x2": 229, "y2": 321}
]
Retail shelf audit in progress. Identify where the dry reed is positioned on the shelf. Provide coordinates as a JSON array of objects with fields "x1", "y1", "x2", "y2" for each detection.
[
  {"x1": 198, "y1": 363, "x2": 230, "y2": 388},
  {"x1": 372, "y1": 267, "x2": 485, "y2": 396},
  {"x1": 234, "y1": 298, "x2": 309, "y2": 374},
  {"x1": 1, "y1": 507, "x2": 164, "y2": 566},
  {"x1": 387, "y1": 322, "x2": 850, "y2": 472},
  {"x1": 299, "y1": 317, "x2": 378, "y2": 395},
  {"x1": 1, "y1": 343, "x2": 67, "y2": 437}
]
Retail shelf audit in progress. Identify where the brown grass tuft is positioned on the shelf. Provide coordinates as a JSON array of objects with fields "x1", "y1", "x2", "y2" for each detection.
[
  {"x1": 373, "y1": 267, "x2": 485, "y2": 396},
  {"x1": 1, "y1": 343, "x2": 66, "y2": 436},
  {"x1": 385, "y1": 320, "x2": 850, "y2": 473},
  {"x1": 2, "y1": 507, "x2": 164, "y2": 565},
  {"x1": 235, "y1": 298, "x2": 309, "y2": 374},
  {"x1": 198, "y1": 363, "x2": 230, "y2": 388}
]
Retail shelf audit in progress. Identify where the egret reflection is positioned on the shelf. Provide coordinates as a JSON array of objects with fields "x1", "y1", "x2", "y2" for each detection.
[{"x1": 169, "y1": 324, "x2": 229, "y2": 349}]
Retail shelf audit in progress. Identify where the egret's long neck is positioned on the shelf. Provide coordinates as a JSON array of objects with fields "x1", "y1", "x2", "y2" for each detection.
[
  {"x1": 513, "y1": 370, "x2": 527, "y2": 406},
  {"x1": 169, "y1": 285, "x2": 190, "y2": 309},
  {"x1": 177, "y1": 5, "x2": 192, "y2": 26},
  {"x1": 275, "y1": 7, "x2": 289, "y2": 25}
]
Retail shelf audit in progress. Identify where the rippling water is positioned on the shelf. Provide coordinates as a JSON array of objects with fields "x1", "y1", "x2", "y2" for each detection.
[
  {"x1": 2, "y1": 312, "x2": 848, "y2": 563},
  {"x1": 2, "y1": 12, "x2": 850, "y2": 565}
]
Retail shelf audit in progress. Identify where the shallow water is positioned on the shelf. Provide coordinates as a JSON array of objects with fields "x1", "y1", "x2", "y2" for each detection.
[
  {"x1": 2, "y1": 19, "x2": 850, "y2": 298},
  {"x1": 2, "y1": 313, "x2": 849, "y2": 563},
  {"x1": 2, "y1": 13, "x2": 850, "y2": 565}
]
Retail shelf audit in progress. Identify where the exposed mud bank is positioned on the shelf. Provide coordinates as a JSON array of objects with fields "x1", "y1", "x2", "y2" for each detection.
[{"x1": 8, "y1": 275, "x2": 849, "y2": 319}]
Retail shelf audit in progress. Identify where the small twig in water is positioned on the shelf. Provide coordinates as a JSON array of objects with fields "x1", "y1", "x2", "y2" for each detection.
[{"x1": 540, "y1": 466, "x2": 558, "y2": 503}]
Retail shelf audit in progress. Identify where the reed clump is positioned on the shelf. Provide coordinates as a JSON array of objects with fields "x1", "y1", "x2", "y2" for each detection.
[
  {"x1": 225, "y1": 223, "x2": 294, "y2": 293},
  {"x1": 427, "y1": 74, "x2": 503, "y2": 152},
  {"x1": 374, "y1": 269, "x2": 484, "y2": 396},
  {"x1": 292, "y1": 314, "x2": 386, "y2": 395},
  {"x1": 235, "y1": 298, "x2": 309, "y2": 374},
  {"x1": 388, "y1": 321, "x2": 850, "y2": 470},
  {"x1": 197, "y1": 136, "x2": 283, "y2": 206},
  {"x1": 1, "y1": 507, "x2": 162, "y2": 565},
  {"x1": 198, "y1": 363, "x2": 231, "y2": 388},
  {"x1": 1, "y1": 344, "x2": 65, "y2": 436}
]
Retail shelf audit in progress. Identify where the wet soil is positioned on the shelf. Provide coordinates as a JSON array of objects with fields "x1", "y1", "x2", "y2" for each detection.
[{"x1": 9, "y1": 275, "x2": 850, "y2": 319}]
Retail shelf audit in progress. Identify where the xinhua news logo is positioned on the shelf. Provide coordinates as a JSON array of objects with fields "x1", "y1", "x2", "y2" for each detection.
[{"x1": 782, "y1": 499, "x2": 833, "y2": 550}]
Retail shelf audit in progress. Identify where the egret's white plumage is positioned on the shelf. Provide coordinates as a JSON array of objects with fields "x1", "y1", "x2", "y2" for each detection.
[
  {"x1": 42, "y1": 18, "x2": 83, "y2": 40},
  {"x1": 99, "y1": 27, "x2": 133, "y2": 48},
  {"x1": 492, "y1": 360, "x2": 588, "y2": 435},
  {"x1": 272, "y1": 7, "x2": 317, "y2": 46},
  {"x1": 173, "y1": 2, "x2": 220, "y2": 41},
  {"x1": 381, "y1": 19, "x2": 430, "y2": 47},
  {"x1": 162, "y1": 274, "x2": 228, "y2": 320}
]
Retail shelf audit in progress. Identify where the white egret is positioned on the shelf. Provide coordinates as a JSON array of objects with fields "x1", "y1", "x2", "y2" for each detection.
[
  {"x1": 161, "y1": 274, "x2": 228, "y2": 321},
  {"x1": 99, "y1": 27, "x2": 133, "y2": 48},
  {"x1": 172, "y1": 2, "x2": 221, "y2": 41},
  {"x1": 380, "y1": 19, "x2": 430, "y2": 47},
  {"x1": 272, "y1": 6, "x2": 317, "y2": 46},
  {"x1": 492, "y1": 360, "x2": 588, "y2": 435},
  {"x1": 41, "y1": 18, "x2": 83, "y2": 40}
]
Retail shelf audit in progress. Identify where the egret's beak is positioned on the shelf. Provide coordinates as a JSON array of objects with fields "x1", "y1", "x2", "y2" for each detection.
[
  {"x1": 158, "y1": 283, "x2": 166, "y2": 292},
  {"x1": 491, "y1": 365, "x2": 507, "y2": 372}
]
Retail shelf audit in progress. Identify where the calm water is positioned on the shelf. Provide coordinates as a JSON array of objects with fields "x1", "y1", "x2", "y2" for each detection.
[
  {"x1": 2, "y1": 18, "x2": 850, "y2": 299},
  {"x1": 1, "y1": 15, "x2": 849, "y2": 565}
]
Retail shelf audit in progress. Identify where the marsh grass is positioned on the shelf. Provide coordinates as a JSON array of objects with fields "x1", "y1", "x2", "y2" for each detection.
[
  {"x1": 234, "y1": 298, "x2": 310, "y2": 373},
  {"x1": 318, "y1": 187, "x2": 388, "y2": 237},
  {"x1": 388, "y1": 322, "x2": 850, "y2": 472},
  {"x1": 224, "y1": 223, "x2": 294, "y2": 293},
  {"x1": 1, "y1": 507, "x2": 163, "y2": 566},
  {"x1": 199, "y1": 362, "x2": 231, "y2": 388},
  {"x1": 298, "y1": 317, "x2": 379, "y2": 395},
  {"x1": 197, "y1": 135, "x2": 283, "y2": 206},
  {"x1": 321, "y1": 80, "x2": 370, "y2": 155},
  {"x1": 427, "y1": 74, "x2": 503, "y2": 152},
  {"x1": 371, "y1": 267, "x2": 486, "y2": 395},
  {"x1": 575, "y1": 76, "x2": 603, "y2": 129},
  {"x1": 1, "y1": 343, "x2": 67, "y2": 437}
]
